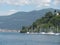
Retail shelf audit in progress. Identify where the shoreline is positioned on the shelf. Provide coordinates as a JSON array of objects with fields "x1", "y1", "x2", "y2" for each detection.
[
  {"x1": 0, "y1": 29, "x2": 20, "y2": 32},
  {"x1": 26, "y1": 32, "x2": 60, "y2": 35}
]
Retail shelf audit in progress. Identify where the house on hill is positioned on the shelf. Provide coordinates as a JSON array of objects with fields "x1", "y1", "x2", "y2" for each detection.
[
  {"x1": 54, "y1": 10, "x2": 60, "y2": 16},
  {"x1": 56, "y1": 12, "x2": 60, "y2": 16},
  {"x1": 55, "y1": 11, "x2": 60, "y2": 16}
]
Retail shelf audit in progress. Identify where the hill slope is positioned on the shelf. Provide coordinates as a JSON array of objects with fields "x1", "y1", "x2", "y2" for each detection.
[
  {"x1": 0, "y1": 8, "x2": 59, "y2": 30},
  {"x1": 20, "y1": 11, "x2": 60, "y2": 33}
]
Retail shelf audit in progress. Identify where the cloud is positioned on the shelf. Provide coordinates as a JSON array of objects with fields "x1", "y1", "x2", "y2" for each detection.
[
  {"x1": 0, "y1": 0, "x2": 52, "y2": 15},
  {"x1": 7, "y1": 9, "x2": 18, "y2": 15},
  {"x1": 31, "y1": 0, "x2": 51, "y2": 6},
  {"x1": 0, "y1": 0, "x2": 51, "y2": 6},
  {"x1": 0, "y1": 0, "x2": 31, "y2": 6},
  {"x1": 0, "y1": 0, "x2": 60, "y2": 16},
  {"x1": 0, "y1": 0, "x2": 60, "y2": 7},
  {"x1": 0, "y1": 9, "x2": 18, "y2": 16},
  {"x1": 30, "y1": 0, "x2": 51, "y2": 10},
  {"x1": 53, "y1": 0, "x2": 60, "y2": 6}
]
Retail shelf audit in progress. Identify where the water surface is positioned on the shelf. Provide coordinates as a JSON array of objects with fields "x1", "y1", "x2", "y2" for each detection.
[{"x1": 0, "y1": 32, "x2": 60, "y2": 45}]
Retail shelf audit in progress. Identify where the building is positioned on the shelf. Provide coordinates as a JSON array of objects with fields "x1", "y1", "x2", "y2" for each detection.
[{"x1": 56, "y1": 12, "x2": 60, "y2": 16}]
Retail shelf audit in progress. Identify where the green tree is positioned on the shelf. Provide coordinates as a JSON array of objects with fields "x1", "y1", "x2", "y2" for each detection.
[{"x1": 20, "y1": 26, "x2": 27, "y2": 33}]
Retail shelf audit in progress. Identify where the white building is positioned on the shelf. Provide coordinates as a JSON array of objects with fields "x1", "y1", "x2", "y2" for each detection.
[{"x1": 56, "y1": 12, "x2": 60, "y2": 16}]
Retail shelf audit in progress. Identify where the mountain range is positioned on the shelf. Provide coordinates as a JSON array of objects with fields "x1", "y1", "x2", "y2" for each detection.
[{"x1": 0, "y1": 8, "x2": 60, "y2": 30}]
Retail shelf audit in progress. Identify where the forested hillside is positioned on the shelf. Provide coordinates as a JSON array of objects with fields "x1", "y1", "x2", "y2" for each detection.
[{"x1": 20, "y1": 10, "x2": 60, "y2": 33}]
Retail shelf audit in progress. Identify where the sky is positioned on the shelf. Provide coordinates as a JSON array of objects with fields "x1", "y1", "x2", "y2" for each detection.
[{"x1": 0, "y1": 0, "x2": 60, "y2": 16}]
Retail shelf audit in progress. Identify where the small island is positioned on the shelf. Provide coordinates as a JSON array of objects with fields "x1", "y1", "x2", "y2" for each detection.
[{"x1": 20, "y1": 10, "x2": 60, "y2": 34}]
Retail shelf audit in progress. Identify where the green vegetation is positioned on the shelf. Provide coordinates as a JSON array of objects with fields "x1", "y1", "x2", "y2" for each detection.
[{"x1": 20, "y1": 10, "x2": 60, "y2": 33}]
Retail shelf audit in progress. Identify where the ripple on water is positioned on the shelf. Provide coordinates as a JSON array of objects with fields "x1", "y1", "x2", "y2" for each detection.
[{"x1": 0, "y1": 32, "x2": 60, "y2": 45}]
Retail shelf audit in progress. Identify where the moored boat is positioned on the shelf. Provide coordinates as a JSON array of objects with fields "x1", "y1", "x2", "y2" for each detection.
[
  {"x1": 55, "y1": 33, "x2": 60, "y2": 35},
  {"x1": 46, "y1": 32, "x2": 55, "y2": 35}
]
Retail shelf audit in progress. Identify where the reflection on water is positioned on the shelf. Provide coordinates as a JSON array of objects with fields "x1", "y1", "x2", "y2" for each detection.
[{"x1": 0, "y1": 32, "x2": 60, "y2": 45}]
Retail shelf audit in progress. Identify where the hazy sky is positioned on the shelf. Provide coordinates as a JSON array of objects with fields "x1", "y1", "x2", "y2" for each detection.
[{"x1": 0, "y1": 0, "x2": 60, "y2": 16}]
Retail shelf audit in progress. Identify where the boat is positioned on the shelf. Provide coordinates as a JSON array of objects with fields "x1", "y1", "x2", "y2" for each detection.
[
  {"x1": 40, "y1": 32, "x2": 46, "y2": 34},
  {"x1": 46, "y1": 32, "x2": 55, "y2": 35},
  {"x1": 55, "y1": 33, "x2": 60, "y2": 35},
  {"x1": 27, "y1": 32, "x2": 30, "y2": 34}
]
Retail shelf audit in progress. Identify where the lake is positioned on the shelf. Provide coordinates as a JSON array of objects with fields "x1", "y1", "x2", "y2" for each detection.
[{"x1": 0, "y1": 32, "x2": 60, "y2": 45}]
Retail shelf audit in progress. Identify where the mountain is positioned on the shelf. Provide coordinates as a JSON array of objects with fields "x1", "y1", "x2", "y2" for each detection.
[
  {"x1": 0, "y1": 8, "x2": 60, "y2": 30},
  {"x1": 20, "y1": 10, "x2": 60, "y2": 33}
]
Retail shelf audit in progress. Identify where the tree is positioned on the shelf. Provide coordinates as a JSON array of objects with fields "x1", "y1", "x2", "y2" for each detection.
[
  {"x1": 20, "y1": 26, "x2": 27, "y2": 33},
  {"x1": 45, "y1": 12, "x2": 53, "y2": 18},
  {"x1": 32, "y1": 22, "x2": 37, "y2": 30}
]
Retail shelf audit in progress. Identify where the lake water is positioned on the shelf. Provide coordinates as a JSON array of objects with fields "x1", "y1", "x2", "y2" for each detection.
[{"x1": 0, "y1": 32, "x2": 60, "y2": 45}]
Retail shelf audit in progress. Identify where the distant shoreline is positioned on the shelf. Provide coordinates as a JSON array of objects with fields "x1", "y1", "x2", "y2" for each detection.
[{"x1": 0, "y1": 29, "x2": 20, "y2": 32}]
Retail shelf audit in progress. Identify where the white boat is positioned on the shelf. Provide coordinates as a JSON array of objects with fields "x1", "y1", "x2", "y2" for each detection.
[
  {"x1": 40, "y1": 32, "x2": 46, "y2": 34},
  {"x1": 27, "y1": 32, "x2": 30, "y2": 34},
  {"x1": 55, "y1": 33, "x2": 60, "y2": 35},
  {"x1": 46, "y1": 32, "x2": 55, "y2": 35}
]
